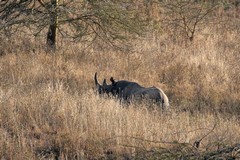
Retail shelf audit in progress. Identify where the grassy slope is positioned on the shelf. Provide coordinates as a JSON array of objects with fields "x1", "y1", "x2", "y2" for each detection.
[{"x1": 0, "y1": 17, "x2": 240, "y2": 160}]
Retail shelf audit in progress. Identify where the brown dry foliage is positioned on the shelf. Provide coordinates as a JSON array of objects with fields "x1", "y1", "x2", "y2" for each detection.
[{"x1": 0, "y1": 4, "x2": 240, "y2": 160}]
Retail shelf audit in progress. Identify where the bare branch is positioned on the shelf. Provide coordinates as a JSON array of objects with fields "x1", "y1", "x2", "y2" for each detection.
[{"x1": 194, "y1": 123, "x2": 217, "y2": 149}]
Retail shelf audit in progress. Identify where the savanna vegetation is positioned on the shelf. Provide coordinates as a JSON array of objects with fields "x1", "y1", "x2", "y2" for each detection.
[{"x1": 0, "y1": 0, "x2": 240, "y2": 159}]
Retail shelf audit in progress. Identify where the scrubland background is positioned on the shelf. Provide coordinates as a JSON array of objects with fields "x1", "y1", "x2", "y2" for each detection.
[{"x1": 0, "y1": 1, "x2": 240, "y2": 159}]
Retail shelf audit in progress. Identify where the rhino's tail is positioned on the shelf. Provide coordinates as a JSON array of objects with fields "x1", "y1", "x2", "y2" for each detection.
[{"x1": 157, "y1": 87, "x2": 169, "y2": 110}]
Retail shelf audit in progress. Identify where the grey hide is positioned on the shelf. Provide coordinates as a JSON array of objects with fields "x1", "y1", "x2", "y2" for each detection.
[{"x1": 94, "y1": 72, "x2": 169, "y2": 110}]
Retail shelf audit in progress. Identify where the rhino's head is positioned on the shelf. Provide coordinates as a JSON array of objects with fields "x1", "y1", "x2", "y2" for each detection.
[{"x1": 94, "y1": 72, "x2": 113, "y2": 95}]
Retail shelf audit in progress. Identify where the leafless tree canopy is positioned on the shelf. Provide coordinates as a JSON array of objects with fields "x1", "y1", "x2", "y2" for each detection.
[
  {"x1": 159, "y1": 0, "x2": 219, "y2": 41},
  {"x1": 0, "y1": 0, "x2": 146, "y2": 48}
]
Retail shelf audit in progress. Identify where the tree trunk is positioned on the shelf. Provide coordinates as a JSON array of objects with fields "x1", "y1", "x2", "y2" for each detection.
[{"x1": 46, "y1": 0, "x2": 58, "y2": 51}]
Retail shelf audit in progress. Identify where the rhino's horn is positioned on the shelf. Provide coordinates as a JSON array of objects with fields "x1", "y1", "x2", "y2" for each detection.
[
  {"x1": 103, "y1": 79, "x2": 107, "y2": 87},
  {"x1": 94, "y1": 72, "x2": 100, "y2": 86}
]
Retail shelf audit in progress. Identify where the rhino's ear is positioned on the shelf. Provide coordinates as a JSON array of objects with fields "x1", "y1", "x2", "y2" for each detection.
[{"x1": 110, "y1": 77, "x2": 116, "y2": 85}]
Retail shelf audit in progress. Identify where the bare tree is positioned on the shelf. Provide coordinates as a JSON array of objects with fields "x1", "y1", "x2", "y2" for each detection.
[
  {"x1": 0, "y1": 0, "x2": 145, "y2": 51},
  {"x1": 159, "y1": 0, "x2": 218, "y2": 42}
]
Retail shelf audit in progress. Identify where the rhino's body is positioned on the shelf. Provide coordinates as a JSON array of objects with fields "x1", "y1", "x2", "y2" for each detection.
[
  {"x1": 94, "y1": 73, "x2": 169, "y2": 110},
  {"x1": 111, "y1": 79, "x2": 169, "y2": 109}
]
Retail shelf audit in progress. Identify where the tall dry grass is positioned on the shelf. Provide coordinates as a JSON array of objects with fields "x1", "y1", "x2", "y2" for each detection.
[{"x1": 0, "y1": 12, "x2": 240, "y2": 159}]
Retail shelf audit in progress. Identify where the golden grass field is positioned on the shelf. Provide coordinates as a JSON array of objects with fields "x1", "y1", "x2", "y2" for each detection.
[{"x1": 0, "y1": 12, "x2": 240, "y2": 159}]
